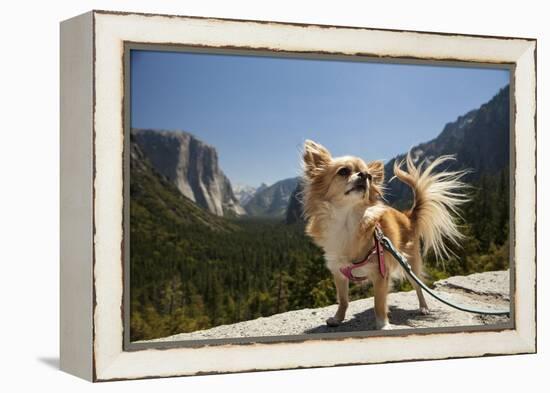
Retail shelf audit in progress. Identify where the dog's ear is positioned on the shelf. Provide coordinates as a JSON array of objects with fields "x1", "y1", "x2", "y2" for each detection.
[
  {"x1": 367, "y1": 160, "x2": 384, "y2": 185},
  {"x1": 302, "y1": 140, "x2": 332, "y2": 178}
]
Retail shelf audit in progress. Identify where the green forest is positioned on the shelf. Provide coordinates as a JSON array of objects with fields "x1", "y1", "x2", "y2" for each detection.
[{"x1": 129, "y1": 143, "x2": 510, "y2": 341}]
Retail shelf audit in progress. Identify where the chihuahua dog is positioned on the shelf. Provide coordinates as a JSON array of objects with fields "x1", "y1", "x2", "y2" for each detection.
[{"x1": 301, "y1": 140, "x2": 467, "y2": 329}]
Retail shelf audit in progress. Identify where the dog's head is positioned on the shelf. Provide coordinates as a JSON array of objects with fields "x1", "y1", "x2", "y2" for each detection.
[{"x1": 301, "y1": 140, "x2": 384, "y2": 215}]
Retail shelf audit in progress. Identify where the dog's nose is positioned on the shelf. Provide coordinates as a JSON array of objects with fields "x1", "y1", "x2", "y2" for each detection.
[{"x1": 357, "y1": 171, "x2": 368, "y2": 180}]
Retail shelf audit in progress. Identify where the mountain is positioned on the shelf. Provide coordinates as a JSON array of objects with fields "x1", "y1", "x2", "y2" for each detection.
[
  {"x1": 384, "y1": 85, "x2": 510, "y2": 207},
  {"x1": 233, "y1": 184, "x2": 263, "y2": 206},
  {"x1": 286, "y1": 182, "x2": 304, "y2": 224},
  {"x1": 245, "y1": 177, "x2": 300, "y2": 218},
  {"x1": 130, "y1": 137, "x2": 238, "y2": 233},
  {"x1": 132, "y1": 129, "x2": 244, "y2": 217},
  {"x1": 285, "y1": 84, "x2": 510, "y2": 219}
]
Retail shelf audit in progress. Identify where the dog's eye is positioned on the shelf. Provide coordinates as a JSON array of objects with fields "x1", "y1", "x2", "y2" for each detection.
[{"x1": 337, "y1": 167, "x2": 351, "y2": 177}]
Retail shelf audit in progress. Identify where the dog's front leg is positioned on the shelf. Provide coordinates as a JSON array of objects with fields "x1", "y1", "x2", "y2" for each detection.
[
  {"x1": 326, "y1": 272, "x2": 349, "y2": 327},
  {"x1": 373, "y1": 275, "x2": 391, "y2": 329},
  {"x1": 360, "y1": 204, "x2": 386, "y2": 233}
]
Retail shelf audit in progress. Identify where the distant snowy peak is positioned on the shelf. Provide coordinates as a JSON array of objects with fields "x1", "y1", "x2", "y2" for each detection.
[
  {"x1": 244, "y1": 178, "x2": 299, "y2": 218},
  {"x1": 233, "y1": 184, "x2": 258, "y2": 206},
  {"x1": 256, "y1": 183, "x2": 268, "y2": 193}
]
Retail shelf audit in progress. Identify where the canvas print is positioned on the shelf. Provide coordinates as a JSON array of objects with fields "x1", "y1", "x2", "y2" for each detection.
[{"x1": 128, "y1": 49, "x2": 511, "y2": 344}]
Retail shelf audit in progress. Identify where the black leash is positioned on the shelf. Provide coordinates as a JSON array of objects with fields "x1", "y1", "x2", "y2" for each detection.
[{"x1": 377, "y1": 232, "x2": 511, "y2": 317}]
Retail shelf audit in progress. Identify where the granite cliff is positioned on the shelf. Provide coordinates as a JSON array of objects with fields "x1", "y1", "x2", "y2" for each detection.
[{"x1": 132, "y1": 129, "x2": 244, "y2": 217}]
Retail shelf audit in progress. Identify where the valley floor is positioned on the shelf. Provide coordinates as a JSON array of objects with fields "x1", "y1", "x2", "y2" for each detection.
[{"x1": 139, "y1": 270, "x2": 510, "y2": 343}]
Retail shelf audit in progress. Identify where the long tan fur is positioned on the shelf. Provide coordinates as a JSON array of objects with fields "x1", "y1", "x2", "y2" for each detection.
[
  {"x1": 393, "y1": 152, "x2": 469, "y2": 261},
  {"x1": 301, "y1": 140, "x2": 469, "y2": 329}
]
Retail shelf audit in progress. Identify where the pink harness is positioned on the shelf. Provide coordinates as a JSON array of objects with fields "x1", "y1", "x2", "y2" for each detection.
[{"x1": 339, "y1": 224, "x2": 386, "y2": 282}]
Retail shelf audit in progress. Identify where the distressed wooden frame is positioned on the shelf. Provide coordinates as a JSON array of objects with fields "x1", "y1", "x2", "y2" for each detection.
[{"x1": 60, "y1": 10, "x2": 537, "y2": 382}]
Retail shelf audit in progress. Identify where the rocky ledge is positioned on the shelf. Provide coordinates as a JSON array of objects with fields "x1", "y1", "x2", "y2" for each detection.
[{"x1": 143, "y1": 270, "x2": 510, "y2": 343}]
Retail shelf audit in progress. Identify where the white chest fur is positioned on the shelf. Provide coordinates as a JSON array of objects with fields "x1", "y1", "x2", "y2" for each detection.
[
  {"x1": 318, "y1": 203, "x2": 386, "y2": 274},
  {"x1": 319, "y1": 205, "x2": 364, "y2": 271}
]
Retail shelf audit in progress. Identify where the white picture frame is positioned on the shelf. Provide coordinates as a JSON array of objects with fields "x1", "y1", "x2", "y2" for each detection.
[{"x1": 60, "y1": 10, "x2": 536, "y2": 382}]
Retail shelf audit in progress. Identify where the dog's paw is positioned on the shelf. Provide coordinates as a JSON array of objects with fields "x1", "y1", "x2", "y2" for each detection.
[
  {"x1": 361, "y1": 205, "x2": 387, "y2": 232},
  {"x1": 419, "y1": 307, "x2": 430, "y2": 315},
  {"x1": 359, "y1": 220, "x2": 375, "y2": 234},
  {"x1": 375, "y1": 319, "x2": 392, "y2": 330},
  {"x1": 326, "y1": 316, "x2": 343, "y2": 327}
]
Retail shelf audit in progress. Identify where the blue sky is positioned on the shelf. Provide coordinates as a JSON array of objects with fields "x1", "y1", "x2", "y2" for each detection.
[{"x1": 131, "y1": 50, "x2": 509, "y2": 187}]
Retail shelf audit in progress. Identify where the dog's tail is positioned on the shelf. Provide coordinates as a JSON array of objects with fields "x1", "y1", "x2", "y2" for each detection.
[{"x1": 393, "y1": 152, "x2": 469, "y2": 261}]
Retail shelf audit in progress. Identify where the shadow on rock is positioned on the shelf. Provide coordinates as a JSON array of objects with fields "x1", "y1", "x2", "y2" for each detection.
[{"x1": 304, "y1": 305, "x2": 441, "y2": 334}]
